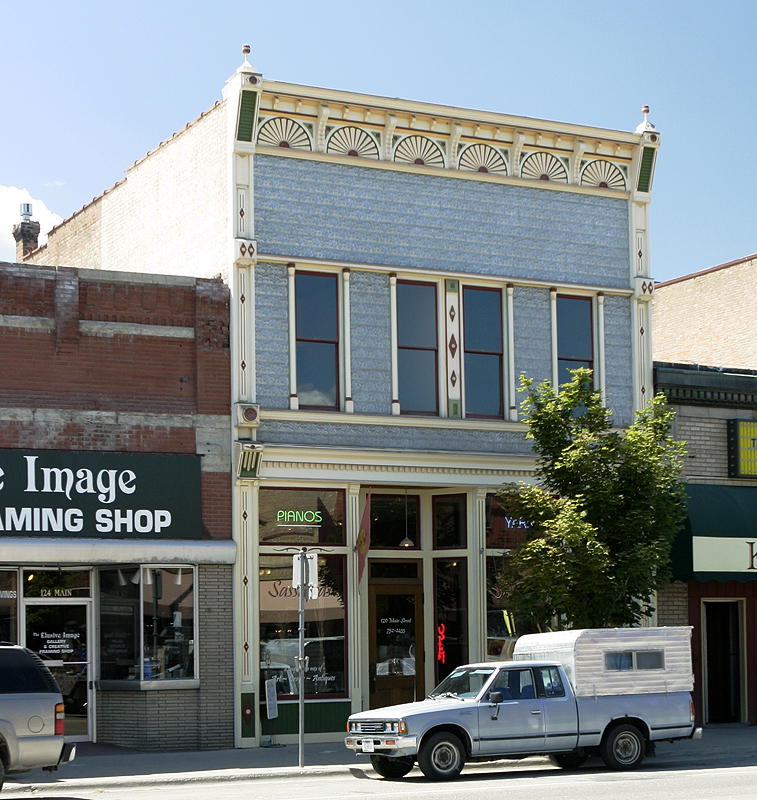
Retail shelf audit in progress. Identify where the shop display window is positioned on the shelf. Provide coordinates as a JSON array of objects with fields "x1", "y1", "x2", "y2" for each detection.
[
  {"x1": 259, "y1": 553, "x2": 347, "y2": 697},
  {"x1": 434, "y1": 558, "x2": 468, "y2": 684},
  {"x1": 485, "y1": 556, "x2": 538, "y2": 660},
  {"x1": 369, "y1": 494, "x2": 420, "y2": 549},
  {"x1": 98, "y1": 567, "x2": 195, "y2": 681},
  {"x1": 433, "y1": 494, "x2": 467, "y2": 549},
  {"x1": 258, "y1": 488, "x2": 345, "y2": 546},
  {"x1": 0, "y1": 570, "x2": 18, "y2": 643}
]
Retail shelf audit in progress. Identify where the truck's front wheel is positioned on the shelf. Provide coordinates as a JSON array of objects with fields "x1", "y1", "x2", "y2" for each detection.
[
  {"x1": 600, "y1": 723, "x2": 645, "y2": 770},
  {"x1": 369, "y1": 754, "x2": 414, "y2": 779},
  {"x1": 418, "y1": 732, "x2": 464, "y2": 781}
]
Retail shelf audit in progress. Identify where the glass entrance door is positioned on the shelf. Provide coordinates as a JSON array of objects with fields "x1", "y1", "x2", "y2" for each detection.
[
  {"x1": 24, "y1": 602, "x2": 90, "y2": 738},
  {"x1": 368, "y1": 562, "x2": 424, "y2": 710}
]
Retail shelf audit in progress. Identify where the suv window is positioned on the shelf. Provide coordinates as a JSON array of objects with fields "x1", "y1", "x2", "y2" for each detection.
[{"x1": 0, "y1": 648, "x2": 57, "y2": 693}]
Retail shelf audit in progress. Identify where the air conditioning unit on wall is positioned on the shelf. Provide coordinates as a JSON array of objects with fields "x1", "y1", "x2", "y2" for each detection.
[{"x1": 236, "y1": 403, "x2": 260, "y2": 427}]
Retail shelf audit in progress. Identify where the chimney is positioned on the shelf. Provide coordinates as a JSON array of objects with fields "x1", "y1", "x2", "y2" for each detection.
[{"x1": 12, "y1": 203, "x2": 40, "y2": 260}]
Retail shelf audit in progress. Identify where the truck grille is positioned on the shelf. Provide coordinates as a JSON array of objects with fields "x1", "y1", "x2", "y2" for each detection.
[{"x1": 357, "y1": 721, "x2": 386, "y2": 733}]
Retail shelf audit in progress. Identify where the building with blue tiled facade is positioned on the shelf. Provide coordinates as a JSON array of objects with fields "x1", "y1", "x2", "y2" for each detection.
[{"x1": 24, "y1": 48, "x2": 661, "y2": 746}]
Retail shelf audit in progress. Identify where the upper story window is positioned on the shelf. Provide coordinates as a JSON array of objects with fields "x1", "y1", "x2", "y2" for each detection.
[
  {"x1": 556, "y1": 295, "x2": 593, "y2": 386},
  {"x1": 397, "y1": 281, "x2": 438, "y2": 415},
  {"x1": 296, "y1": 272, "x2": 339, "y2": 408},
  {"x1": 462, "y1": 287, "x2": 503, "y2": 417}
]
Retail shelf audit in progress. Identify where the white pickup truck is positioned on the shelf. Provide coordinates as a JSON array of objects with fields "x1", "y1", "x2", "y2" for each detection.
[{"x1": 345, "y1": 627, "x2": 701, "y2": 781}]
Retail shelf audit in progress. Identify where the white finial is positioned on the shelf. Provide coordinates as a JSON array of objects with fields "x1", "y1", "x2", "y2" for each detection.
[
  {"x1": 236, "y1": 43, "x2": 256, "y2": 75},
  {"x1": 635, "y1": 104, "x2": 656, "y2": 134}
]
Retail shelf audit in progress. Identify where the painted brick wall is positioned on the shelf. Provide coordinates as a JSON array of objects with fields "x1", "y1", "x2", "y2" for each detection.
[
  {"x1": 0, "y1": 262, "x2": 232, "y2": 537},
  {"x1": 24, "y1": 197, "x2": 104, "y2": 270},
  {"x1": 26, "y1": 104, "x2": 228, "y2": 280},
  {"x1": 656, "y1": 581, "x2": 689, "y2": 626},
  {"x1": 604, "y1": 294, "x2": 634, "y2": 428},
  {"x1": 653, "y1": 255, "x2": 757, "y2": 370},
  {"x1": 254, "y1": 262, "x2": 289, "y2": 409},
  {"x1": 513, "y1": 286, "x2": 551, "y2": 391},
  {"x1": 256, "y1": 418, "x2": 532, "y2": 455},
  {"x1": 674, "y1": 409, "x2": 730, "y2": 479},
  {"x1": 254, "y1": 155, "x2": 631, "y2": 288},
  {"x1": 349, "y1": 270, "x2": 391, "y2": 415}
]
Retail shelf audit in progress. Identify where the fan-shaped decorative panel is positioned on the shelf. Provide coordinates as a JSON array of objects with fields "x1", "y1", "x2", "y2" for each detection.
[
  {"x1": 520, "y1": 151, "x2": 568, "y2": 183},
  {"x1": 394, "y1": 135, "x2": 445, "y2": 168},
  {"x1": 581, "y1": 159, "x2": 626, "y2": 190},
  {"x1": 257, "y1": 117, "x2": 312, "y2": 150},
  {"x1": 326, "y1": 126, "x2": 379, "y2": 159},
  {"x1": 459, "y1": 144, "x2": 507, "y2": 175}
]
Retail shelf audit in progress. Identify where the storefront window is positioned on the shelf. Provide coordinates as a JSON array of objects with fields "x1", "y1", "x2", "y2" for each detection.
[
  {"x1": 0, "y1": 571, "x2": 18, "y2": 643},
  {"x1": 98, "y1": 567, "x2": 195, "y2": 681},
  {"x1": 485, "y1": 556, "x2": 537, "y2": 660},
  {"x1": 259, "y1": 554, "x2": 347, "y2": 697},
  {"x1": 485, "y1": 493, "x2": 531, "y2": 549},
  {"x1": 434, "y1": 559, "x2": 468, "y2": 684},
  {"x1": 258, "y1": 489, "x2": 345, "y2": 546},
  {"x1": 434, "y1": 494, "x2": 466, "y2": 548},
  {"x1": 370, "y1": 494, "x2": 420, "y2": 549}
]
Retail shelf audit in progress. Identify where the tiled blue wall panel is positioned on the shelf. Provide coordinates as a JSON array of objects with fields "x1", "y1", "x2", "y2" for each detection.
[
  {"x1": 255, "y1": 262, "x2": 290, "y2": 409},
  {"x1": 603, "y1": 294, "x2": 634, "y2": 428},
  {"x1": 257, "y1": 420, "x2": 531, "y2": 455},
  {"x1": 513, "y1": 287, "x2": 552, "y2": 392},
  {"x1": 349, "y1": 271, "x2": 392, "y2": 414},
  {"x1": 255, "y1": 156, "x2": 631, "y2": 288}
]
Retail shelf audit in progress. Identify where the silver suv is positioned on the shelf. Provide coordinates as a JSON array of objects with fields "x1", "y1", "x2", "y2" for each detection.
[{"x1": 0, "y1": 644, "x2": 76, "y2": 791}]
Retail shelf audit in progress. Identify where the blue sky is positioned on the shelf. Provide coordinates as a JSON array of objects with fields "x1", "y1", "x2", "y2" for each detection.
[{"x1": 1, "y1": 0, "x2": 755, "y2": 282}]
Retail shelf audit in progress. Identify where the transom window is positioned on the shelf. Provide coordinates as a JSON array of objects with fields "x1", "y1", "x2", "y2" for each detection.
[
  {"x1": 556, "y1": 295, "x2": 593, "y2": 386},
  {"x1": 295, "y1": 272, "x2": 339, "y2": 408}
]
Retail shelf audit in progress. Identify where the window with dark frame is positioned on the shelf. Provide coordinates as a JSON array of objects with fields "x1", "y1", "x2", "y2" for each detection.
[
  {"x1": 434, "y1": 558, "x2": 469, "y2": 684},
  {"x1": 397, "y1": 281, "x2": 438, "y2": 415},
  {"x1": 463, "y1": 287, "x2": 503, "y2": 418},
  {"x1": 295, "y1": 272, "x2": 339, "y2": 409},
  {"x1": 556, "y1": 295, "x2": 593, "y2": 387}
]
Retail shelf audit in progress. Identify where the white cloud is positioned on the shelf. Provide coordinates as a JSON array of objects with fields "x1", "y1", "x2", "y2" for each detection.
[{"x1": 0, "y1": 186, "x2": 63, "y2": 263}]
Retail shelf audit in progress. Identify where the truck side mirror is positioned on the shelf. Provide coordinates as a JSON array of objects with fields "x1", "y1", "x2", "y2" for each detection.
[{"x1": 489, "y1": 691, "x2": 503, "y2": 704}]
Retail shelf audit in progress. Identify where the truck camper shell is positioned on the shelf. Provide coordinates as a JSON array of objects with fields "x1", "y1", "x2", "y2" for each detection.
[{"x1": 513, "y1": 626, "x2": 694, "y2": 697}]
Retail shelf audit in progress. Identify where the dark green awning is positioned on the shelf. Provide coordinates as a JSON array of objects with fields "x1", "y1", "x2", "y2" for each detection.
[{"x1": 670, "y1": 484, "x2": 757, "y2": 583}]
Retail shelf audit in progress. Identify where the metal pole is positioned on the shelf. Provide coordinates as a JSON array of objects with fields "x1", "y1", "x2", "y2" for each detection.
[{"x1": 298, "y1": 547, "x2": 306, "y2": 768}]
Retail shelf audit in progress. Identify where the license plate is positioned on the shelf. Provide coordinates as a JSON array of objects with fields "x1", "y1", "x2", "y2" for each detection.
[{"x1": 362, "y1": 739, "x2": 375, "y2": 753}]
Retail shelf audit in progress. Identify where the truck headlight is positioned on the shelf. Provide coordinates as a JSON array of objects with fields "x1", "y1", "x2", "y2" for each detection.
[{"x1": 398, "y1": 719, "x2": 408, "y2": 734}]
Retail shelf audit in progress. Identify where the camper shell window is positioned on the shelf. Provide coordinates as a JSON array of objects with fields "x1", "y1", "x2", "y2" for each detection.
[{"x1": 605, "y1": 649, "x2": 664, "y2": 672}]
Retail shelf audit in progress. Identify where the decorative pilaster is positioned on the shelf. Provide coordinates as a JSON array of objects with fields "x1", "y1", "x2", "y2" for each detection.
[
  {"x1": 390, "y1": 274, "x2": 400, "y2": 415},
  {"x1": 445, "y1": 279, "x2": 461, "y2": 419}
]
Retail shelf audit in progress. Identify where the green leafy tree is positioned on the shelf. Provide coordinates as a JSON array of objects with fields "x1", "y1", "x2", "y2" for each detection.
[{"x1": 496, "y1": 369, "x2": 687, "y2": 630}]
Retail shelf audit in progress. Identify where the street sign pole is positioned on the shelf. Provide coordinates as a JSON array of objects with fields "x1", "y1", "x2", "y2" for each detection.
[{"x1": 298, "y1": 547, "x2": 307, "y2": 768}]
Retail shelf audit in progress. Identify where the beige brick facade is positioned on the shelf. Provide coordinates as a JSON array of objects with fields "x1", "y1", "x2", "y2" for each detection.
[
  {"x1": 27, "y1": 103, "x2": 228, "y2": 280},
  {"x1": 653, "y1": 254, "x2": 757, "y2": 370}
]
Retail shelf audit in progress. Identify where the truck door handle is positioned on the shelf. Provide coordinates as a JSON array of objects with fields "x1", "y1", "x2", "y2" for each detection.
[{"x1": 530, "y1": 709, "x2": 541, "y2": 714}]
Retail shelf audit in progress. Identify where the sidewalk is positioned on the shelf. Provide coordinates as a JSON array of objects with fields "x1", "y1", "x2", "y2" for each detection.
[{"x1": 5, "y1": 726, "x2": 757, "y2": 793}]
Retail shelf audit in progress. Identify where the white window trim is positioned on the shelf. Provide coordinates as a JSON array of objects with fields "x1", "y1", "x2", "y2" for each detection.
[{"x1": 287, "y1": 266, "x2": 346, "y2": 412}]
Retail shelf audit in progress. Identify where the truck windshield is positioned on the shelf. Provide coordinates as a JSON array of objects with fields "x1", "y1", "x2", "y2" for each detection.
[{"x1": 429, "y1": 667, "x2": 496, "y2": 699}]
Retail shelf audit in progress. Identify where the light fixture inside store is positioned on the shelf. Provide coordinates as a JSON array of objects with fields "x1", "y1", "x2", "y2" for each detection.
[
  {"x1": 174, "y1": 568, "x2": 183, "y2": 586},
  {"x1": 399, "y1": 488, "x2": 414, "y2": 548},
  {"x1": 130, "y1": 569, "x2": 141, "y2": 584},
  {"x1": 117, "y1": 570, "x2": 127, "y2": 586}
]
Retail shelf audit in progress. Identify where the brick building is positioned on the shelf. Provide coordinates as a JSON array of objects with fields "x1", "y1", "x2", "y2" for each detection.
[
  {"x1": 20, "y1": 48, "x2": 661, "y2": 745},
  {"x1": 0, "y1": 260, "x2": 234, "y2": 749},
  {"x1": 654, "y1": 258, "x2": 757, "y2": 726}
]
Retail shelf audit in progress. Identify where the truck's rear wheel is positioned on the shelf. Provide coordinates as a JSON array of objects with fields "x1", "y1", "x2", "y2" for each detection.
[
  {"x1": 369, "y1": 754, "x2": 414, "y2": 779},
  {"x1": 418, "y1": 732, "x2": 464, "y2": 781},
  {"x1": 600, "y1": 723, "x2": 645, "y2": 770},
  {"x1": 549, "y1": 750, "x2": 588, "y2": 770}
]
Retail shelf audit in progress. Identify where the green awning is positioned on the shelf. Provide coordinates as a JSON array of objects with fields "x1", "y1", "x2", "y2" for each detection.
[{"x1": 670, "y1": 484, "x2": 757, "y2": 583}]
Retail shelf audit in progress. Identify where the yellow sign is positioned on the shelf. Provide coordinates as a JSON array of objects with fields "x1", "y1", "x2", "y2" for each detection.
[{"x1": 737, "y1": 420, "x2": 757, "y2": 476}]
